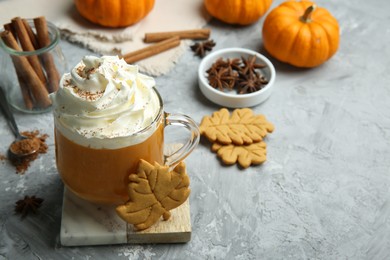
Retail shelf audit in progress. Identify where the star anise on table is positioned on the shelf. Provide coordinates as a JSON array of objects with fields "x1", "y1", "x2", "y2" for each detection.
[
  {"x1": 240, "y1": 55, "x2": 267, "y2": 76},
  {"x1": 237, "y1": 72, "x2": 268, "y2": 94},
  {"x1": 191, "y1": 39, "x2": 216, "y2": 57},
  {"x1": 207, "y1": 67, "x2": 237, "y2": 91},
  {"x1": 14, "y1": 195, "x2": 44, "y2": 218}
]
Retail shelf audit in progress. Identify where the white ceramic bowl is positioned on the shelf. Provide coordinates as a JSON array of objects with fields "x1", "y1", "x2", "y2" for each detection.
[{"x1": 198, "y1": 47, "x2": 276, "y2": 108}]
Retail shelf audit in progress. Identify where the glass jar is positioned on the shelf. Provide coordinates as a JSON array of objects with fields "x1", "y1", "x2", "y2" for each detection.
[{"x1": 0, "y1": 19, "x2": 67, "y2": 113}]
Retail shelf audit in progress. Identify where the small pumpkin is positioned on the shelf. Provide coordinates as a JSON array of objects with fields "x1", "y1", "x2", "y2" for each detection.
[
  {"x1": 74, "y1": 0, "x2": 155, "y2": 28},
  {"x1": 262, "y1": 1, "x2": 340, "y2": 68},
  {"x1": 204, "y1": 0, "x2": 273, "y2": 25}
]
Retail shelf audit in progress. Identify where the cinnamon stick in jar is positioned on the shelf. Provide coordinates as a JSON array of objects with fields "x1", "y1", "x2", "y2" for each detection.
[
  {"x1": 34, "y1": 16, "x2": 60, "y2": 93},
  {"x1": 22, "y1": 19, "x2": 39, "y2": 49},
  {"x1": 14, "y1": 67, "x2": 34, "y2": 110},
  {"x1": 11, "y1": 17, "x2": 47, "y2": 85},
  {"x1": 123, "y1": 36, "x2": 181, "y2": 64},
  {"x1": 144, "y1": 29, "x2": 210, "y2": 43},
  {"x1": 0, "y1": 30, "x2": 51, "y2": 108},
  {"x1": 3, "y1": 23, "x2": 17, "y2": 40}
]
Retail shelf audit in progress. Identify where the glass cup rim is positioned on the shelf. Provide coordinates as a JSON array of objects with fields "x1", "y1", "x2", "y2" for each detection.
[
  {"x1": 133, "y1": 87, "x2": 164, "y2": 138},
  {"x1": 0, "y1": 19, "x2": 60, "y2": 56}
]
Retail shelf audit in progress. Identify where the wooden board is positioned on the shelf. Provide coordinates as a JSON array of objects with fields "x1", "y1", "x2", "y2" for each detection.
[{"x1": 127, "y1": 199, "x2": 191, "y2": 244}]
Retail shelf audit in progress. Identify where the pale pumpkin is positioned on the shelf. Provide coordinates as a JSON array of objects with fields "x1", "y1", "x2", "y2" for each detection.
[
  {"x1": 74, "y1": 0, "x2": 155, "y2": 28},
  {"x1": 262, "y1": 1, "x2": 339, "y2": 68},
  {"x1": 204, "y1": 0, "x2": 273, "y2": 25}
]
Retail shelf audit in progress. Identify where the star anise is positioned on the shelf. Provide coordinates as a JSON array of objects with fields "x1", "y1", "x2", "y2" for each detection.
[
  {"x1": 237, "y1": 73, "x2": 268, "y2": 94},
  {"x1": 206, "y1": 58, "x2": 223, "y2": 74},
  {"x1": 207, "y1": 67, "x2": 237, "y2": 91},
  {"x1": 240, "y1": 55, "x2": 267, "y2": 76},
  {"x1": 205, "y1": 54, "x2": 270, "y2": 94},
  {"x1": 214, "y1": 57, "x2": 242, "y2": 72},
  {"x1": 14, "y1": 195, "x2": 44, "y2": 218},
  {"x1": 191, "y1": 39, "x2": 216, "y2": 58}
]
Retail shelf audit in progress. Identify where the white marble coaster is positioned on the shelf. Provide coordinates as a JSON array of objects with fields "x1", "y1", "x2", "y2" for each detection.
[{"x1": 60, "y1": 188, "x2": 191, "y2": 246}]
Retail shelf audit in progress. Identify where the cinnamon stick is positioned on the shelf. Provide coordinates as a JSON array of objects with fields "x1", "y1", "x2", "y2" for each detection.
[
  {"x1": 1, "y1": 30, "x2": 51, "y2": 108},
  {"x1": 123, "y1": 36, "x2": 181, "y2": 64},
  {"x1": 14, "y1": 69, "x2": 34, "y2": 110},
  {"x1": 144, "y1": 29, "x2": 210, "y2": 43},
  {"x1": 3, "y1": 23, "x2": 33, "y2": 109},
  {"x1": 22, "y1": 19, "x2": 39, "y2": 49},
  {"x1": 3, "y1": 23, "x2": 17, "y2": 40},
  {"x1": 11, "y1": 17, "x2": 47, "y2": 85},
  {"x1": 34, "y1": 16, "x2": 60, "y2": 93}
]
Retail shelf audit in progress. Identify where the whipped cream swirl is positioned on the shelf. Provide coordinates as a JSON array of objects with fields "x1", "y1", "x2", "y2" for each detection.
[{"x1": 51, "y1": 55, "x2": 161, "y2": 149}]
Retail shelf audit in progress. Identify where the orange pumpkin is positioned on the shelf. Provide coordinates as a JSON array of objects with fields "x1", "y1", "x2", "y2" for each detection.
[
  {"x1": 204, "y1": 0, "x2": 273, "y2": 25},
  {"x1": 74, "y1": 0, "x2": 155, "y2": 28},
  {"x1": 262, "y1": 1, "x2": 339, "y2": 68}
]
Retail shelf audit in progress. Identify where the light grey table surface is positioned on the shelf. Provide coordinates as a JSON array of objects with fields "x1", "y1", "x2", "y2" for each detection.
[{"x1": 1, "y1": 0, "x2": 390, "y2": 259}]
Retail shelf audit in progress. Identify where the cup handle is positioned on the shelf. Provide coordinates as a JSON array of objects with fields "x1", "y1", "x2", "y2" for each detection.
[{"x1": 164, "y1": 112, "x2": 200, "y2": 168}]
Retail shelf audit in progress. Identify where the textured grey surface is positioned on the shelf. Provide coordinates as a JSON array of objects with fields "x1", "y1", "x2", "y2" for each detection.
[{"x1": 1, "y1": 0, "x2": 390, "y2": 259}]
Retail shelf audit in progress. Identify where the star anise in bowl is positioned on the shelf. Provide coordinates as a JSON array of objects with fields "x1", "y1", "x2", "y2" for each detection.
[
  {"x1": 211, "y1": 57, "x2": 242, "y2": 72},
  {"x1": 240, "y1": 55, "x2": 267, "y2": 76},
  {"x1": 198, "y1": 48, "x2": 276, "y2": 108},
  {"x1": 237, "y1": 72, "x2": 269, "y2": 94},
  {"x1": 207, "y1": 67, "x2": 237, "y2": 91},
  {"x1": 205, "y1": 54, "x2": 268, "y2": 94}
]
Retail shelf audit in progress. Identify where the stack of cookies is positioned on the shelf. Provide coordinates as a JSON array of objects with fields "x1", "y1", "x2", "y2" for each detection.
[{"x1": 199, "y1": 108, "x2": 274, "y2": 168}]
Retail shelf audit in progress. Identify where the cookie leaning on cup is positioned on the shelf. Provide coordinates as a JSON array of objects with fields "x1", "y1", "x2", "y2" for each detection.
[{"x1": 116, "y1": 160, "x2": 190, "y2": 230}]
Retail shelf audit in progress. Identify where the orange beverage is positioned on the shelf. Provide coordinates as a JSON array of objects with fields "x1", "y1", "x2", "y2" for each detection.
[{"x1": 55, "y1": 122, "x2": 164, "y2": 205}]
